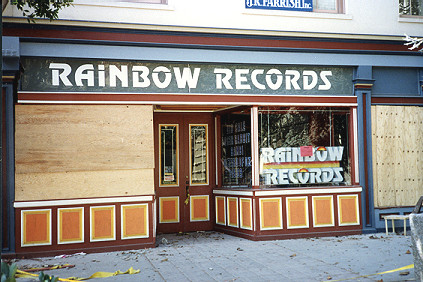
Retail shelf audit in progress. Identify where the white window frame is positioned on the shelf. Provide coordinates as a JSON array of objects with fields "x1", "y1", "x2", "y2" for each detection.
[
  {"x1": 312, "y1": 0, "x2": 344, "y2": 14},
  {"x1": 399, "y1": 0, "x2": 423, "y2": 16}
]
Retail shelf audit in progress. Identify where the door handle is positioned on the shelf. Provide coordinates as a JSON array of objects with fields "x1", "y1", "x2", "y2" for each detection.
[{"x1": 184, "y1": 180, "x2": 190, "y2": 205}]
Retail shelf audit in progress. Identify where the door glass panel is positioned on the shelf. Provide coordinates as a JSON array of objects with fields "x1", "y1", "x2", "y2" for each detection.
[
  {"x1": 160, "y1": 124, "x2": 178, "y2": 186},
  {"x1": 190, "y1": 125, "x2": 208, "y2": 185}
]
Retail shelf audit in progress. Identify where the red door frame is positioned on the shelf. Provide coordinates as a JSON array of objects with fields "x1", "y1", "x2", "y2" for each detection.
[{"x1": 154, "y1": 112, "x2": 215, "y2": 234}]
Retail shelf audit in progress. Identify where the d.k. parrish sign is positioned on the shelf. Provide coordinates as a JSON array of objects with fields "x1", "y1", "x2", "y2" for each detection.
[
  {"x1": 245, "y1": 0, "x2": 313, "y2": 12},
  {"x1": 20, "y1": 58, "x2": 353, "y2": 96}
]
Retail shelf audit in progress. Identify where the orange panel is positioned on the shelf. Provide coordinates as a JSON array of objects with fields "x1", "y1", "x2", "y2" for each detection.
[
  {"x1": 59, "y1": 208, "x2": 83, "y2": 244},
  {"x1": 193, "y1": 199, "x2": 207, "y2": 218},
  {"x1": 313, "y1": 196, "x2": 334, "y2": 227},
  {"x1": 95, "y1": 210, "x2": 112, "y2": 237},
  {"x1": 240, "y1": 198, "x2": 252, "y2": 230},
  {"x1": 260, "y1": 198, "x2": 282, "y2": 230},
  {"x1": 191, "y1": 196, "x2": 209, "y2": 221},
  {"x1": 160, "y1": 197, "x2": 179, "y2": 223},
  {"x1": 122, "y1": 204, "x2": 148, "y2": 239},
  {"x1": 339, "y1": 195, "x2": 359, "y2": 225},
  {"x1": 287, "y1": 197, "x2": 308, "y2": 228},
  {"x1": 228, "y1": 197, "x2": 238, "y2": 227},
  {"x1": 216, "y1": 196, "x2": 226, "y2": 225},
  {"x1": 22, "y1": 210, "x2": 51, "y2": 246},
  {"x1": 91, "y1": 206, "x2": 115, "y2": 241}
]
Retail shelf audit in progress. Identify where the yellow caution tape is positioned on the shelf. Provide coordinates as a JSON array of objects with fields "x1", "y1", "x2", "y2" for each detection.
[
  {"x1": 16, "y1": 267, "x2": 140, "y2": 281},
  {"x1": 323, "y1": 264, "x2": 414, "y2": 282}
]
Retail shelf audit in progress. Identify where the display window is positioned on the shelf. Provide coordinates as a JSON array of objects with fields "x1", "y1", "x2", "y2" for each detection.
[
  {"x1": 219, "y1": 106, "x2": 353, "y2": 189},
  {"x1": 221, "y1": 111, "x2": 252, "y2": 187},
  {"x1": 259, "y1": 107, "x2": 351, "y2": 188}
]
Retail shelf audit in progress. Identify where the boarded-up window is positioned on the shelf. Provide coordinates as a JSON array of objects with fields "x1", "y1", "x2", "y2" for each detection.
[
  {"x1": 372, "y1": 105, "x2": 423, "y2": 208},
  {"x1": 15, "y1": 105, "x2": 154, "y2": 200}
]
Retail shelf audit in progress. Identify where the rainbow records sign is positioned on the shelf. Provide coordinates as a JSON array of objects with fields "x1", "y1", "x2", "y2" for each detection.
[{"x1": 260, "y1": 146, "x2": 345, "y2": 185}]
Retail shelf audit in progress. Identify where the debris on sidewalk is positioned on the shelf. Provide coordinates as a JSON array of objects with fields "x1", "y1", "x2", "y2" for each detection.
[
  {"x1": 54, "y1": 252, "x2": 86, "y2": 259},
  {"x1": 20, "y1": 264, "x2": 75, "y2": 272}
]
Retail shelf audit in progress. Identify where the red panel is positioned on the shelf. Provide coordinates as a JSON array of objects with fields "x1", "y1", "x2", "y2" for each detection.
[{"x1": 4, "y1": 26, "x2": 413, "y2": 52}]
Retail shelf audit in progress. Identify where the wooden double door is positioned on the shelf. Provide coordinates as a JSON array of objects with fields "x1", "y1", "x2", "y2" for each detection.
[{"x1": 154, "y1": 112, "x2": 215, "y2": 233}]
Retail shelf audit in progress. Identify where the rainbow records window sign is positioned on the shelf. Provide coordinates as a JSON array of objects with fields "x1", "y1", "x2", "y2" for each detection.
[
  {"x1": 245, "y1": 0, "x2": 313, "y2": 12},
  {"x1": 260, "y1": 146, "x2": 345, "y2": 185}
]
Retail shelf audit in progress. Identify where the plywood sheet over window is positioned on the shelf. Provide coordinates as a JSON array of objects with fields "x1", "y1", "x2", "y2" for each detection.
[
  {"x1": 15, "y1": 105, "x2": 154, "y2": 200},
  {"x1": 372, "y1": 105, "x2": 423, "y2": 208}
]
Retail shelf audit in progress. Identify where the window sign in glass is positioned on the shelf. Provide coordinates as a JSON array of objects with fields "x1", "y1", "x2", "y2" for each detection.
[
  {"x1": 160, "y1": 125, "x2": 178, "y2": 186},
  {"x1": 221, "y1": 112, "x2": 252, "y2": 187},
  {"x1": 259, "y1": 107, "x2": 351, "y2": 188},
  {"x1": 190, "y1": 125, "x2": 208, "y2": 185}
]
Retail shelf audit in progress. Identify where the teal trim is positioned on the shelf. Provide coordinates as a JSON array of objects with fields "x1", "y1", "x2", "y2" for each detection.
[{"x1": 20, "y1": 42, "x2": 423, "y2": 68}]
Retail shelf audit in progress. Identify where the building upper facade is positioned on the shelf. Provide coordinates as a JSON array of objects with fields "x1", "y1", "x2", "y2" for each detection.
[{"x1": 2, "y1": 0, "x2": 423, "y2": 40}]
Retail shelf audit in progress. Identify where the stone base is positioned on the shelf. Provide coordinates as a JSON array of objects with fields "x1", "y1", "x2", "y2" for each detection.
[{"x1": 410, "y1": 213, "x2": 423, "y2": 281}]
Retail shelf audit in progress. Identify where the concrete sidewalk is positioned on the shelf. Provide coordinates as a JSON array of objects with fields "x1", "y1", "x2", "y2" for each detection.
[{"x1": 9, "y1": 231, "x2": 415, "y2": 281}]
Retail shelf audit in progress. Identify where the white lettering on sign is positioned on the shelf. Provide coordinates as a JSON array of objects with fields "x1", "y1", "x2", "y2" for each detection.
[
  {"x1": 213, "y1": 68, "x2": 332, "y2": 91},
  {"x1": 50, "y1": 63, "x2": 72, "y2": 86},
  {"x1": 49, "y1": 63, "x2": 334, "y2": 91},
  {"x1": 49, "y1": 63, "x2": 201, "y2": 89},
  {"x1": 260, "y1": 146, "x2": 344, "y2": 185}
]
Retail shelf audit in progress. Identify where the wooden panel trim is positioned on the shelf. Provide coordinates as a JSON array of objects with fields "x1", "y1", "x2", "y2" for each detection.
[
  {"x1": 337, "y1": 194, "x2": 360, "y2": 226},
  {"x1": 240, "y1": 198, "x2": 253, "y2": 230},
  {"x1": 215, "y1": 196, "x2": 226, "y2": 226},
  {"x1": 255, "y1": 187, "x2": 362, "y2": 196},
  {"x1": 213, "y1": 190, "x2": 254, "y2": 196},
  {"x1": 90, "y1": 205, "x2": 116, "y2": 242},
  {"x1": 371, "y1": 97, "x2": 423, "y2": 105},
  {"x1": 312, "y1": 196, "x2": 335, "y2": 228},
  {"x1": 121, "y1": 204, "x2": 149, "y2": 239},
  {"x1": 57, "y1": 207, "x2": 84, "y2": 244},
  {"x1": 227, "y1": 197, "x2": 239, "y2": 228},
  {"x1": 21, "y1": 209, "x2": 52, "y2": 247},
  {"x1": 259, "y1": 197, "x2": 283, "y2": 230},
  {"x1": 286, "y1": 196, "x2": 309, "y2": 229},
  {"x1": 14, "y1": 196, "x2": 154, "y2": 208}
]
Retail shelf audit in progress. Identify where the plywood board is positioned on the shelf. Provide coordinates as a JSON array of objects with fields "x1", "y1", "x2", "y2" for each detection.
[
  {"x1": 394, "y1": 106, "x2": 406, "y2": 206},
  {"x1": 371, "y1": 106, "x2": 378, "y2": 206},
  {"x1": 15, "y1": 105, "x2": 154, "y2": 174},
  {"x1": 375, "y1": 106, "x2": 396, "y2": 207},
  {"x1": 15, "y1": 168, "x2": 154, "y2": 201},
  {"x1": 372, "y1": 105, "x2": 423, "y2": 208}
]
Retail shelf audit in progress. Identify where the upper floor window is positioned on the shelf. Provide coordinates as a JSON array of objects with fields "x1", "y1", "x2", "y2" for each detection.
[
  {"x1": 399, "y1": 0, "x2": 423, "y2": 16},
  {"x1": 79, "y1": 0, "x2": 168, "y2": 4},
  {"x1": 313, "y1": 0, "x2": 344, "y2": 13},
  {"x1": 117, "y1": 0, "x2": 167, "y2": 3}
]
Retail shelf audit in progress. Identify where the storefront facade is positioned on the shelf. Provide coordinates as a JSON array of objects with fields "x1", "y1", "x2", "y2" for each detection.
[{"x1": 2, "y1": 21, "x2": 423, "y2": 257}]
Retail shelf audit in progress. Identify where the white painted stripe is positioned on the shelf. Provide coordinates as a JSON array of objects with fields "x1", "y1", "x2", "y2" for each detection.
[
  {"x1": 254, "y1": 187, "x2": 362, "y2": 196},
  {"x1": 353, "y1": 108, "x2": 360, "y2": 184},
  {"x1": 213, "y1": 190, "x2": 254, "y2": 196},
  {"x1": 18, "y1": 91, "x2": 357, "y2": 99},
  {"x1": 215, "y1": 117, "x2": 219, "y2": 186},
  {"x1": 18, "y1": 100, "x2": 358, "y2": 107},
  {"x1": 251, "y1": 107, "x2": 260, "y2": 187},
  {"x1": 14, "y1": 196, "x2": 154, "y2": 208}
]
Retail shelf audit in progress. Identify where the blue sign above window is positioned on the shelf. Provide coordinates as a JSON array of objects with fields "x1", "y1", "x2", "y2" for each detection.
[{"x1": 245, "y1": 0, "x2": 313, "y2": 12}]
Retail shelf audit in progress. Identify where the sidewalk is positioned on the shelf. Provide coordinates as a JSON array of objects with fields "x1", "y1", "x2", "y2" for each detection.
[{"x1": 9, "y1": 231, "x2": 415, "y2": 281}]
